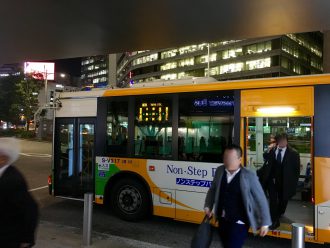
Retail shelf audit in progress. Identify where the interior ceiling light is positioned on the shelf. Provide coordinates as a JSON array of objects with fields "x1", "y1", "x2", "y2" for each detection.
[{"x1": 256, "y1": 106, "x2": 296, "y2": 115}]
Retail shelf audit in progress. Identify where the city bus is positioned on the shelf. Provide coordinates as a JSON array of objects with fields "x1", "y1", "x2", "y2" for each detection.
[{"x1": 49, "y1": 74, "x2": 330, "y2": 244}]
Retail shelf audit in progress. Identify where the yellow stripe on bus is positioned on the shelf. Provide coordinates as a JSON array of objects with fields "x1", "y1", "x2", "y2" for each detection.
[{"x1": 103, "y1": 74, "x2": 330, "y2": 97}]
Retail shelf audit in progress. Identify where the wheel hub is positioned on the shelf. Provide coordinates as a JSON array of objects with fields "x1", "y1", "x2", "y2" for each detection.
[{"x1": 118, "y1": 185, "x2": 142, "y2": 214}]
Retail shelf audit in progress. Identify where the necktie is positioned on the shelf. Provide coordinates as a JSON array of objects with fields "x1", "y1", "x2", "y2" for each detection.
[{"x1": 276, "y1": 149, "x2": 282, "y2": 164}]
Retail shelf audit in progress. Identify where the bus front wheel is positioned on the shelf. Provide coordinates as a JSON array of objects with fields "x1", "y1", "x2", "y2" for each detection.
[{"x1": 110, "y1": 178, "x2": 150, "y2": 221}]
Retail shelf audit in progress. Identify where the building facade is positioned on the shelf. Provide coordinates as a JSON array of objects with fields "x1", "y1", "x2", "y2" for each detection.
[
  {"x1": 116, "y1": 32, "x2": 323, "y2": 87},
  {"x1": 81, "y1": 55, "x2": 109, "y2": 87},
  {"x1": 0, "y1": 63, "x2": 22, "y2": 77}
]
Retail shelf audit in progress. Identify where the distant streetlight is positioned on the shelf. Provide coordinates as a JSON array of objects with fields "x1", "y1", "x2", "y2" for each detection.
[{"x1": 60, "y1": 73, "x2": 66, "y2": 78}]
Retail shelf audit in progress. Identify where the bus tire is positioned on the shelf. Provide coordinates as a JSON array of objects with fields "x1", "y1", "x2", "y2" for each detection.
[{"x1": 110, "y1": 178, "x2": 150, "y2": 221}]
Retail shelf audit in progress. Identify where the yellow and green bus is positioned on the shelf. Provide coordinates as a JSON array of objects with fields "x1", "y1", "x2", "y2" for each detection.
[{"x1": 50, "y1": 74, "x2": 330, "y2": 243}]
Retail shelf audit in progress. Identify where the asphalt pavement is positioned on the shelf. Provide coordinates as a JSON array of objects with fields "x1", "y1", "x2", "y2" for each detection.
[{"x1": 14, "y1": 139, "x2": 328, "y2": 248}]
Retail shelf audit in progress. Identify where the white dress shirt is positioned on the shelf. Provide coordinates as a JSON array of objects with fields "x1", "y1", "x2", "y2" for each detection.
[
  {"x1": 275, "y1": 146, "x2": 287, "y2": 163},
  {"x1": 0, "y1": 164, "x2": 10, "y2": 178},
  {"x1": 225, "y1": 168, "x2": 241, "y2": 183}
]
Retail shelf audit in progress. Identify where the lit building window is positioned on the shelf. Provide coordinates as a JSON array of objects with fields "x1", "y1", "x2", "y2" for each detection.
[
  {"x1": 178, "y1": 72, "x2": 186, "y2": 79},
  {"x1": 220, "y1": 62, "x2": 244, "y2": 74},
  {"x1": 146, "y1": 77, "x2": 157, "y2": 82},
  {"x1": 222, "y1": 48, "x2": 243, "y2": 59},
  {"x1": 161, "y1": 74, "x2": 177, "y2": 80},
  {"x1": 293, "y1": 64, "x2": 301, "y2": 74},
  {"x1": 137, "y1": 50, "x2": 149, "y2": 54},
  {"x1": 210, "y1": 40, "x2": 242, "y2": 47},
  {"x1": 311, "y1": 46, "x2": 322, "y2": 57},
  {"x1": 311, "y1": 58, "x2": 323, "y2": 70},
  {"x1": 179, "y1": 45, "x2": 198, "y2": 55},
  {"x1": 281, "y1": 57, "x2": 289, "y2": 69},
  {"x1": 132, "y1": 53, "x2": 158, "y2": 66},
  {"x1": 161, "y1": 49, "x2": 178, "y2": 59},
  {"x1": 282, "y1": 40, "x2": 301, "y2": 59},
  {"x1": 205, "y1": 67, "x2": 220, "y2": 76},
  {"x1": 198, "y1": 43, "x2": 208, "y2": 50},
  {"x1": 98, "y1": 70, "x2": 107, "y2": 75},
  {"x1": 246, "y1": 58, "x2": 271, "y2": 70},
  {"x1": 83, "y1": 59, "x2": 95, "y2": 65},
  {"x1": 93, "y1": 77, "x2": 107, "y2": 84},
  {"x1": 293, "y1": 49, "x2": 299, "y2": 58},
  {"x1": 197, "y1": 53, "x2": 217, "y2": 64},
  {"x1": 128, "y1": 51, "x2": 149, "y2": 56},
  {"x1": 286, "y1": 34, "x2": 322, "y2": 57},
  {"x1": 246, "y1": 41, "x2": 271, "y2": 55},
  {"x1": 178, "y1": 58, "x2": 194, "y2": 67},
  {"x1": 160, "y1": 62, "x2": 178, "y2": 71},
  {"x1": 210, "y1": 53, "x2": 217, "y2": 62}
]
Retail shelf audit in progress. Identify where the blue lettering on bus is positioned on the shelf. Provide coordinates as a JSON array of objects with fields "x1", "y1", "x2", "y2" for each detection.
[{"x1": 176, "y1": 178, "x2": 212, "y2": 188}]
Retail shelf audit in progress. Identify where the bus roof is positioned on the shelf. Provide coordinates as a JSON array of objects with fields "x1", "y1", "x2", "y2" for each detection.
[
  {"x1": 58, "y1": 88, "x2": 106, "y2": 99},
  {"x1": 58, "y1": 74, "x2": 330, "y2": 99}
]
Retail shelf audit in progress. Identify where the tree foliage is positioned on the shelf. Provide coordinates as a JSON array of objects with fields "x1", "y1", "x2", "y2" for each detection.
[
  {"x1": 0, "y1": 73, "x2": 43, "y2": 130},
  {"x1": 0, "y1": 75, "x2": 20, "y2": 123}
]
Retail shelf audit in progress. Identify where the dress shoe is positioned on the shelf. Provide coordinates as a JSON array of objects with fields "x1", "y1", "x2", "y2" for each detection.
[{"x1": 269, "y1": 220, "x2": 280, "y2": 230}]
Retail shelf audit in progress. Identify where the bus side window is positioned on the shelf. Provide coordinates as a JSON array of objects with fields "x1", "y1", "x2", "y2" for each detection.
[
  {"x1": 134, "y1": 95, "x2": 172, "y2": 159},
  {"x1": 106, "y1": 100, "x2": 129, "y2": 157},
  {"x1": 178, "y1": 92, "x2": 234, "y2": 163}
]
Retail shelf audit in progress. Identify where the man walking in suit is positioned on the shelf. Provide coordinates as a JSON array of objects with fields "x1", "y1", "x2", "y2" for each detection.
[
  {"x1": 0, "y1": 138, "x2": 39, "y2": 248},
  {"x1": 204, "y1": 144, "x2": 271, "y2": 248},
  {"x1": 268, "y1": 133, "x2": 300, "y2": 230}
]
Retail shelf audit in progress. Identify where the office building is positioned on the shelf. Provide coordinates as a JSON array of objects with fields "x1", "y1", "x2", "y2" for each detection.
[
  {"x1": 116, "y1": 32, "x2": 323, "y2": 86},
  {"x1": 81, "y1": 32, "x2": 323, "y2": 88}
]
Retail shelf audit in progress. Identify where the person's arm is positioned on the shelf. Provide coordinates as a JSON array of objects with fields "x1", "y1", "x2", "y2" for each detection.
[
  {"x1": 295, "y1": 152, "x2": 301, "y2": 182},
  {"x1": 204, "y1": 167, "x2": 220, "y2": 217},
  {"x1": 250, "y1": 172, "x2": 272, "y2": 234}
]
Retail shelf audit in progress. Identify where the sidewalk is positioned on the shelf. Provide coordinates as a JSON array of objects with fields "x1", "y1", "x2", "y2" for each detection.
[{"x1": 35, "y1": 221, "x2": 169, "y2": 248}]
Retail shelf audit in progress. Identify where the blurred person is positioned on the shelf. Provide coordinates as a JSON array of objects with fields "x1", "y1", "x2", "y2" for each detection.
[
  {"x1": 263, "y1": 134, "x2": 277, "y2": 161},
  {"x1": 257, "y1": 135, "x2": 277, "y2": 192},
  {"x1": 267, "y1": 133, "x2": 300, "y2": 230},
  {"x1": 0, "y1": 138, "x2": 39, "y2": 248},
  {"x1": 204, "y1": 144, "x2": 271, "y2": 248}
]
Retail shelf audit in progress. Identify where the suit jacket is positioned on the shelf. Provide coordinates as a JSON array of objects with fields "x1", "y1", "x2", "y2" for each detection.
[
  {"x1": 257, "y1": 147, "x2": 278, "y2": 190},
  {"x1": 0, "y1": 165, "x2": 39, "y2": 245},
  {"x1": 269, "y1": 146, "x2": 300, "y2": 200},
  {"x1": 204, "y1": 166, "x2": 271, "y2": 233}
]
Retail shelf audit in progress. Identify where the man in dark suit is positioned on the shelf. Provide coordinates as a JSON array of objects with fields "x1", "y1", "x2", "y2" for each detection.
[
  {"x1": 267, "y1": 133, "x2": 300, "y2": 230},
  {"x1": 0, "y1": 138, "x2": 39, "y2": 248},
  {"x1": 204, "y1": 144, "x2": 271, "y2": 248}
]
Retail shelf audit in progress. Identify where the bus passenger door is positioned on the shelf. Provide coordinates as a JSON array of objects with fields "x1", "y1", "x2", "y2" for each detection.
[
  {"x1": 54, "y1": 118, "x2": 96, "y2": 199},
  {"x1": 244, "y1": 116, "x2": 314, "y2": 235}
]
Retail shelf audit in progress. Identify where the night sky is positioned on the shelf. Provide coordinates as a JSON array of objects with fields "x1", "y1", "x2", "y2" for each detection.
[{"x1": 49, "y1": 57, "x2": 82, "y2": 77}]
